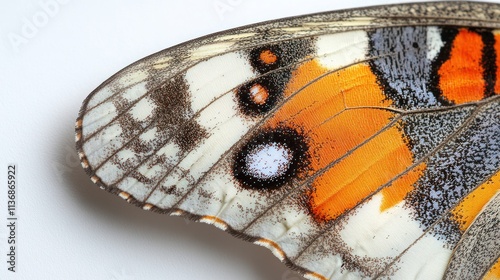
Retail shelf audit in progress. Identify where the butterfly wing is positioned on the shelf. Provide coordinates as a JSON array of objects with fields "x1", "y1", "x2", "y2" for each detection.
[
  {"x1": 76, "y1": 2, "x2": 500, "y2": 279},
  {"x1": 444, "y1": 192, "x2": 500, "y2": 280}
]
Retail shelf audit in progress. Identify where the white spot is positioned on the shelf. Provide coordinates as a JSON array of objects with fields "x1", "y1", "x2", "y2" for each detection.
[
  {"x1": 389, "y1": 230, "x2": 451, "y2": 279},
  {"x1": 175, "y1": 104, "x2": 257, "y2": 181},
  {"x1": 130, "y1": 97, "x2": 155, "y2": 121},
  {"x1": 213, "y1": 32, "x2": 257, "y2": 42},
  {"x1": 306, "y1": 18, "x2": 375, "y2": 27},
  {"x1": 245, "y1": 143, "x2": 292, "y2": 180},
  {"x1": 189, "y1": 42, "x2": 235, "y2": 60},
  {"x1": 82, "y1": 101, "x2": 118, "y2": 138},
  {"x1": 339, "y1": 194, "x2": 424, "y2": 258},
  {"x1": 138, "y1": 163, "x2": 163, "y2": 180},
  {"x1": 87, "y1": 87, "x2": 114, "y2": 110},
  {"x1": 185, "y1": 51, "x2": 255, "y2": 112},
  {"x1": 194, "y1": 93, "x2": 238, "y2": 131},
  {"x1": 116, "y1": 69, "x2": 148, "y2": 88},
  {"x1": 277, "y1": 18, "x2": 375, "y2": 34},
  {"x1": 83, "y1": 123, "x2": 123, "y2": 160},
  {"x1": 95, "y1": 161, "x2": 123, "y2": 184},
  {"x1": 152, "y1": 56, "x2": 173, "y2": 70},
  {"x1": 116, "y1": 177, "x2": 149, "y2": 201},
  {"x1": 139, "y1": 126, "x2": 157, "y2": 142},
  {"x1": 157, "y1": 142, "x2": 181, "y2": 163},
  {"x1": 116, "y1": 149, "x2": 137, "y2": 163},
  {"x1": 316, "y1": 31, "x2": 369, "y2": 70},
  {"x1": 427, "y1": 27, "x2": 444, "y2": 61},
  {"x1": 121, "y1": 81, "x2": 147, "y2": 102},
  {"x1": 87, "y1": 71, "x2": 148, "y2": 111}
]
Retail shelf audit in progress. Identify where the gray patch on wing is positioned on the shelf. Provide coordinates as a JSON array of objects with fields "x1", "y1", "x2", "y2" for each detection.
[
  {"x1": 401, "y1": 106, "x2": 476, "y2": 159},
  {"x1": 369, "y1": 26, "x2": 441, "y2": 109},
  {"x1": 443, "y1": 193, "x2": 500, "y2": 280},
  {"x1": 405, "y1": 99, "x2": 500, "y2": 240}
]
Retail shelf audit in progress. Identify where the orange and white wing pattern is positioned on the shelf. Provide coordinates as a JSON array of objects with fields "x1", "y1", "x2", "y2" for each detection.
[{"x1": 75, "y1": 2, "x2": 500, "y2": 279}]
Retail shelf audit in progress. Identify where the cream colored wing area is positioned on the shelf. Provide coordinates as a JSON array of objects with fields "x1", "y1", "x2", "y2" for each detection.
[
  {"x1": 81, "y1": 51, "x2": 260, "y2": 204},
  {"x1": 270, "y1": 195, "x2": 451, "y2": 280},
  {"x1": 443, "y1": 192, "x2": 500, "y2": 280}
]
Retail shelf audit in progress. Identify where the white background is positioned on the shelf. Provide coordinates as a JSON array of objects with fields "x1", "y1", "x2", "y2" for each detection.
[{"x1": 1, "y1": 1, "x2": 498, "y2": 279}]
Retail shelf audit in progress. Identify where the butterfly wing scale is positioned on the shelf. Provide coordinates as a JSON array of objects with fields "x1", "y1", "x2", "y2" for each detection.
[
  {"x1": 76, "y1": 2, "x2": 500, "y2": 279},
  {"x1": 444, "y1": 192, "x2": 500, "y2": 280}
]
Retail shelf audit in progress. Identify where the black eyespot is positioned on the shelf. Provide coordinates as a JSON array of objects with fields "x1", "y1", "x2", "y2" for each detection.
[
  {"x1": 232, "y1": 127, "x2": 310, "y2": 191},
  {"x1": 248, "y1": 39, "x2": 315, "y2": 75},
  {"x1": 250, "y1": 45, "x2": 283, "y2": 73},
  {"x1": 236, "y1": 75, "x2": 283, "y2": 117}
]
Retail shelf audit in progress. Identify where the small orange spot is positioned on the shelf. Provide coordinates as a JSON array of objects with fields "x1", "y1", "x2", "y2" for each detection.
[
  {"x1": 249, "y1": 83, "x2": 269, "y2": 105},
  {"x1": 304, "y1": 272, "x2": 328, "y2": 280},
  {"x1": 75, "y1": 119, "x2": 83, "y2": 128},
  {"x1": 380, "y1": 163, "x2": 427, "y2": 211},
  {"x1": 438, "y1": 29, "x2": 486, "y2": 104},
  {"x1": 451, "y1": 171, "x2": 500, "y2": 232},
  {"x1": 484, "y1": 257, "x2": 500, "y2": 280},
  {"x1": 81, "y1": 158, "x2": 89, "y2": 168},
  {"x1": 259, "y1": 49, "x2": 278, "y2": 65},
  {"x1": 118, "y1": 191, "x2": 130, "y2": 200},
  {"x1": 254, "y1": 239, "x2": 286, "y2": 260},
  {"x1": 91, "y1": 176, "x2": 100, "y2": 184},
  {"x1": 142, "y1": 203, "x2": 153, "y2": 210}
]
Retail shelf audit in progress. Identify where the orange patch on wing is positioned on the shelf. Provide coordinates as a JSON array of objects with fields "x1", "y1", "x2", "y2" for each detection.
[
  {"x1": 263, "y1": 59, "x2": 405, "y2": 222},
  {"x1": 495, "y1": 31, "x2": 500, "y2": 94},
  {"x1": 309, "y1": 125, "x2": 414, "y2": 221},
  {"x1": 265, "y1": 60, "x2": 394, "y2": 172},
  {"x1": 307, "y1": 109, "x2": 395, "y2": 171},
  {"x1": 484, "y1": 257, "x2": 500, "y2": 280},
  {"x1": 259, "y1": 49, "x2": 278, "y2": 65},
  {"x1": 438, "y1": 29, "x2": 486, "y2": 104},
  {"x1": 451, "y1": 171, "x2": 500, "y2": 232},
  {"x1": 380, "y1": 163, "x2": 427, "y2": 211}
]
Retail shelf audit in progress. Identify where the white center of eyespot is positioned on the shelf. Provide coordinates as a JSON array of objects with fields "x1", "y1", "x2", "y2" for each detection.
[{"x1": 245, "y1": 143, "x2": 292, "y2": 180}]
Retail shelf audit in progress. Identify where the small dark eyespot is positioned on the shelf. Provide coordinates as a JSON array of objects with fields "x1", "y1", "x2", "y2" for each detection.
[
  {"x1": 250, "y1": 46, "x2": 283, "y2": 73},
  {"x1": 236, "y1": 75, "x2": 284, "y2": 117}
]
